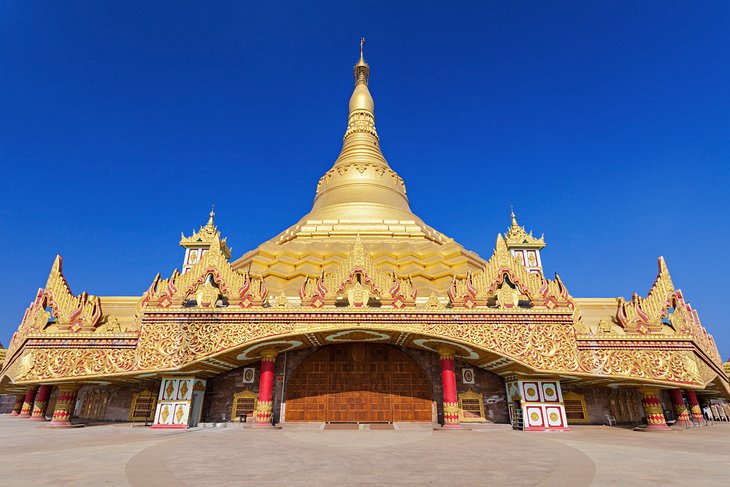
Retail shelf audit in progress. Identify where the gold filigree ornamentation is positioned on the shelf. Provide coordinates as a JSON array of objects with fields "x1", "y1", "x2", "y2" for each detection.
[
  {"x1": 134, "y1": 321, "x2": 294, "y2": 371},
  {"x1": 422, "y1": 321, "x2": 582, "y2": 373}
]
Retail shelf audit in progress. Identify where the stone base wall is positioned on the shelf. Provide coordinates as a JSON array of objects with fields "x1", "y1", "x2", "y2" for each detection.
[
  {"x1": 0, "y1": 394, "x2": 16, "y2": 414},
  {"x1": 76, "y1": 382, "x2": 160, "y2": 421},
  {"x1": 561, "y1": 386, "x2": 646, "y2": 425},
  {"x1": 202, "y1": 344, "x2": 509, "y2": 424},
  {"x1": 203, "y1": 363, "x2": 261, "y2": 423}
]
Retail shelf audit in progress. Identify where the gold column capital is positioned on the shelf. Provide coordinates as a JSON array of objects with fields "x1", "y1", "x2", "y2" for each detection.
[
  {"x1": 637, "y1": 387, "x2": 662, "y2": 397},
  {"x1": 436, "y1": 347, "x2": 455, "y2": 360},
  {"x1": 56, "y1": 383, "x2": 81, "y2": 394},
  {"x1": 259, "y1": 349, "x2": 279, "y2": 361}
]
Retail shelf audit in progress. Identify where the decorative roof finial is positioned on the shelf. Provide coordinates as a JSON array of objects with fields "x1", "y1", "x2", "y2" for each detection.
[
  {"x1": 207, "y1": 204, "x2": 215, "y2": 227},
  {"x1": 510, "y1": 206, "x2": 518, "y2": 228},
  {"x1": 354, "y1": 37, "x2": 370, "y2": 86}
]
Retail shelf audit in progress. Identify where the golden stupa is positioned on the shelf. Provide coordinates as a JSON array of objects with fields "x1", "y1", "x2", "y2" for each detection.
[{"x1": 1, "y1": 41, "x2": 727, "y2": 430}]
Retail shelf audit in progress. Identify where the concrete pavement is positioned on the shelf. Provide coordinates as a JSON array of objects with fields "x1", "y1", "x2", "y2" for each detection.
[{"x1": 1, "y1": 416, "x2": 728, "y2": 486}]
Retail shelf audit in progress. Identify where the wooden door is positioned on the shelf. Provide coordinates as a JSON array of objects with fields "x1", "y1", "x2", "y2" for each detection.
[{"x1": 285, "y1": 343, "x2": 432, "y2": 422}]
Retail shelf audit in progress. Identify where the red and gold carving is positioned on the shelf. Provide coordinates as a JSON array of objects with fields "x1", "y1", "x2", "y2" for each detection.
[
  {"x1": 49, "y1": 384, "x2": 80, "y2": 427},
  {"x1": 438, "y1": 347, "x2": 461, "y2": 428},
  {"x1": 30, "y1": 384, "x2": 53, "y2": 421},
  {"x1": 139, "y1": 236, "x2": 267, "y2": 310},
  {"x1": 638, "y1": 388, "x2": 669, "y2": 431},
  {"x1": 685, "y1": 389, "x2": 704, "y2": 422},
  {"x1": 10, "y1": 348, "x2": 135, "y2": 382},
  {"x1": 254, "y1": 349, "x2": 277, "y2": 425},
  {"x1": 616, "y1": 258, "x2": 722, "y2": 366},
  {"x1": 669, "y1": 389, "x2": 691, "y2": 426},
  {"x1": 299, "y1": 237, "x2": 417, "y2": 308},
  {"x1": 577, "y1": 349, "x2": 700, "y2": 385},
  {"x1": 11, "y1": 394, "x2": 25, "y2": 415},
  {"x1": 18, "y1": 386, "x2": 37, "y2": 417},
  {"x1": 423, "y1": 321, "x2": 582, "y2": 374},
  {"x1": 447, "y1": 235, "x2": 573, "y2": 309},
  {"x1": 135, "y1": 321, "x2": 294, "y2": 372}
]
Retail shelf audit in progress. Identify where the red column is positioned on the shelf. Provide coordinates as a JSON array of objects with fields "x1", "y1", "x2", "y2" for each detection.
[
  {"x1": 253, "y1": 349, "x2": 278, "y2": 426},
  {"x1": 18, "y1": 386, "x2": 38, "y2": 418},
  {"x1": 30, "y1": 385, "x2": 53, "y2": 421},
  {"x1": 685, "y1": 390, "x2": 704, "y2": 423},
  {"x1": 11, "y1": 394, "x2": 25, "y2": 416},
  {"x1": 639, "y1": 388, "x2": 670, "y2": 431},
  {"x1": 669, "y1": 389, "x2": 691, "y2": 427},
  {"x1": 438, "y1": 347, "x2": 461, "y2": 429},
  {"x1": 49, "y1": 384, "x2": 80, "y2": 427}
]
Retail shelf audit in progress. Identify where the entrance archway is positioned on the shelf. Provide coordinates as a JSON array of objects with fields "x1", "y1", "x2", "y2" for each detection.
[{"x1": 285, "y1": 343, "x2": 433, "y2": 422}]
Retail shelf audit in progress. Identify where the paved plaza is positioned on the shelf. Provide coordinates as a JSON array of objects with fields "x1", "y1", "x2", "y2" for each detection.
[{"x1": 0, "y1": 416, "x2": 728, "y2": 486}]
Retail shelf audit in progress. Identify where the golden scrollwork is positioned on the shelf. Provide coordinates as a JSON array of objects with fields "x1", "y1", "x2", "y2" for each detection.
[
  {"x1": 134, "y1": 321, "x2": 294, "y2": 371},
  {"x1": 578, "y1": 349, "x2": 699, "y2": 384},
  {"x1": 11, "y1": 348, "x2": 135, "y2": 382},
  {"x1": 422, "y1": 321, "x2": 582, "y2": 373}
]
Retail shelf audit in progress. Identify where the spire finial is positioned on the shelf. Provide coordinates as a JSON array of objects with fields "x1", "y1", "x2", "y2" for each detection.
[
  {"x1": 207, "y1": 204, "x2": 215, "y2": 227},
  {"x1": 510, "y1": 206, "x2": 518, "y2": 227},
  {"x1": 354, "y1": 38, "x2": 370, "y2": 86}
]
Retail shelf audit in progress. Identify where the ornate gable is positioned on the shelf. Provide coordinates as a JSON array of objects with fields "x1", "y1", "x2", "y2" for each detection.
[
  {"x1": 448, "y1": 235, "x2": 572, "y2": 309},
  {"x1": 299, "y1": 237, "x2": 417, "y2": 308},
  {"x1": 5, "y1": 256, "x2": 104, "y2": 358},
  {"x1": 38, "y1": 256, "x2": 102, "y2": 333},
  {"x1": 615, "y1": 257, "x2": 722, "y2": 365},
  {"x1": 140, "y1": 236, "x2": 268, "y2": 309}
]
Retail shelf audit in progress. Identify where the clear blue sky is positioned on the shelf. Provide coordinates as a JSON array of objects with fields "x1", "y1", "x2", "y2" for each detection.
[{"x1": 1, "y1": 2, "x2": 728, "y2": 357}]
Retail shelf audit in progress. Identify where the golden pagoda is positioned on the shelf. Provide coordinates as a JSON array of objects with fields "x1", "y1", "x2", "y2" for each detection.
[{"x1": 1, "y1": 41, "x2": 728, "y2": 431}]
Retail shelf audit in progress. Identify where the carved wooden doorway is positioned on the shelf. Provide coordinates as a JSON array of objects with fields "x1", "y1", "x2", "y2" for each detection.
[{"x1": 285, "y1": 343, "x2": 433, "y2": 422}]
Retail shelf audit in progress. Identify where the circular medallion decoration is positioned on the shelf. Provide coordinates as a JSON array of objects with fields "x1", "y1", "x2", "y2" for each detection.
[
  {"x1": 462, "y1": 368, "x2": 475, "y2": 384},
  {"x1": 549, "y1": 412, "x2": 559, "y2": 422},
  {"x1": 545, "y1": 387, "x2": 555, "y2": 397},
  {"x1": 530, "y1": 412, "x2": 540, "y2": 422},
  {"x1": 243, "y1": 368, "x2": 255, "y2": 382},
  {"x1": 526, "y1": 387, "x2": 536, "y2": 397}
]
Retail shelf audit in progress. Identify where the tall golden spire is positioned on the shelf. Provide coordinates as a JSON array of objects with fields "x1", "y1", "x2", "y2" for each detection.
[
  {"x1": 264, "y1": 39, "x2": 450, "y2": 244},
  {"x1": 310, "y1": 39, "x2": 410, "y2": 215},
  {"x1": 354, "y1": 37, "x2": 369, "y2": 86}
]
